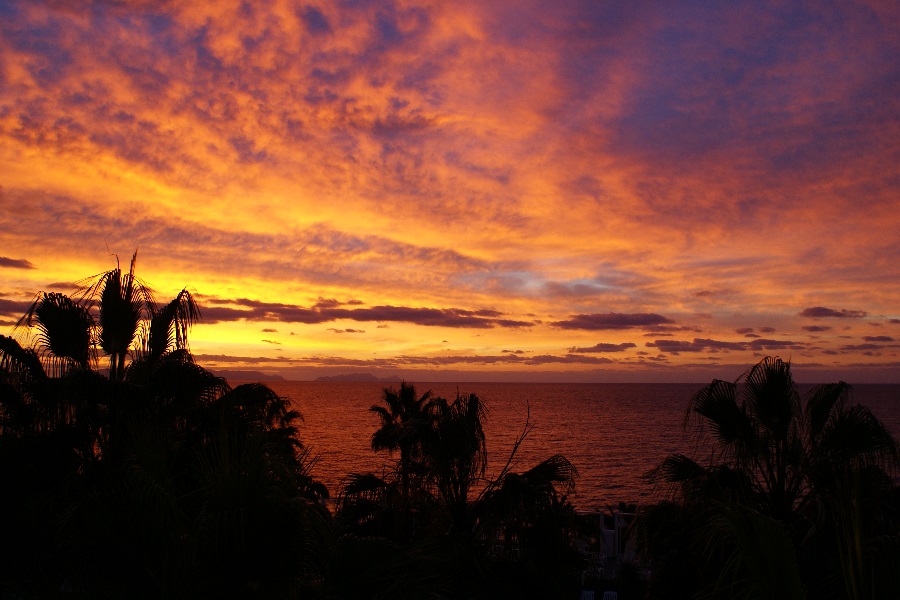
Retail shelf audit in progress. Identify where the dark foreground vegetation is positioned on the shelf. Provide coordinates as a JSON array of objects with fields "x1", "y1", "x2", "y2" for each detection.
[{"x1": 1, "y1": 258, "x2": 898, "y2": 599}]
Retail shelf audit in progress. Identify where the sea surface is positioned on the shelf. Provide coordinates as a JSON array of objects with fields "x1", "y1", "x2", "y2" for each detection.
[{"x1": 252, "y1": 381, "x2": 900, "y2": 511}]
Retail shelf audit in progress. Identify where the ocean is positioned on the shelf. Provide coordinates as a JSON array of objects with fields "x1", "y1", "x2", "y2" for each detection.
[{"x1": 255, "y1": 381, "x2": 900, "y2": 511}]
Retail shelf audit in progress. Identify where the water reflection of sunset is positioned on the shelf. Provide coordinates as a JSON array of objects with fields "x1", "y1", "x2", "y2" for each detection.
[{"x1": 1, "y1": 2, "x2": 898, "y2": 382}]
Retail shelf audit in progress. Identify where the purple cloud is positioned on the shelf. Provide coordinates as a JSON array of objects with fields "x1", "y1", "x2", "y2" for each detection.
[
  {"x1": 201, "y1": 297, "x2": 531, "y2": 329},
  {"x1": 800, "y1": 306, "x2": 867, "y2": 319},
  {"x1": 0, "y1": 297, "x2": 33, "y2": 318},
  {"x1": 803, "y1": 325, "x2": 833, "y2": 332},
  {"x1": 863, "y1": 336, "x2": 894, "y2": 342},
  {"x1": 0, "y1": 257, "x2": 35, "y2": 269},
  {"x1": 647, "y1": 337, "x2": 805, "y2": 355},
  {"x1": 568, "y1": 342, "x2": 637, "y2": 353},
  {"x1": 839, "y1": 344, "x2": 887, "y2": 352},
  {"x1": 553, "y1": 312, "x2": 674, "y2": 330}
]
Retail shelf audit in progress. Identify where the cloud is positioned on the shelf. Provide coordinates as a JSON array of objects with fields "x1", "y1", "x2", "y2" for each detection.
[
  {"x1": 1, "y1": 2, "x2": 899, "y2": 382},
  {"x1": 0, "y1": 257, "x2": 35, "y2": 269},
  {"x1": 647, "y1": 337, "x2": 806, "y2": 355},
  {"x1": 802, "y1": 325, "x2": 833, "y2": 332},
  {"x1": 202, "y1": 297, "x2": 532, "y2": 329},
  {"x1": 863, "y1": 336, "x2": 894, "y2": 342},
  {"x1": 261, "y1": 328, "x2": 277, "y2": 333},
  {"x1": 839, "y1": 344, "x2": 889, "y2": 352},
  {"x1": 197, "y1": 351, "x2": 615, "y2": 368},
  {"x1": 553, "y1": 313, "x2": 674, "y2": 330},
  {"x1": 300, "y1": 6, "x2": 332, "y2": 36},
  {"x1": 0, "y1": 297, "x2": 32, "y2": 318},
  {"x1": 568, "y1": 342, "x2": 636, "y2": 353},
  {"x1": 800, "y1": 307, "x2": 868, "y2": 319}
]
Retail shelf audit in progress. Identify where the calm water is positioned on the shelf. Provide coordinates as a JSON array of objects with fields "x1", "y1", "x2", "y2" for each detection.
[{"x1": 253, "y1": 381, "x2": 900, "y2": 511}]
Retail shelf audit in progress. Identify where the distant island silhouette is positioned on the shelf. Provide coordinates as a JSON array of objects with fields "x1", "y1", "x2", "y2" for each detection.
[{"x1": 314, "y1": 372, "x2": 397, "y2": 382}]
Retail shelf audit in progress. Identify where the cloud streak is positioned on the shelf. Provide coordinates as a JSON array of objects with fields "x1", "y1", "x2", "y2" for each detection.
[
  {"x1": 800, "y1": 307, "x2": 868, "y2": 319},
  {"x1": 0, "y1": 257, "x2": 35, "y2": 270},
  {"x1": 553, "y1": 313, "x2": 675, "y2": 331},
  {"x1": 202, "y1": 297, "x2": 532, "y2": 329}
]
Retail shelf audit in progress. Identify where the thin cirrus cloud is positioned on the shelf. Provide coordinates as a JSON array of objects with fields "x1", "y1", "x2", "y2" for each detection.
[{"x1": 1, "y1": 2, "x2": 899, "y2": 381}]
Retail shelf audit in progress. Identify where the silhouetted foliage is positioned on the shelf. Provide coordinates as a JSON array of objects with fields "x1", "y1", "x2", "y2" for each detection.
[
  {"x1": 337, "y1": 382, "x2": 582, "y2": 598},
  {"x1": 6, "y1": 268, "x2": 898, "y2": 600},
  {"x1": 636, "y1": 356, "x2": 900, "y2": 600},
  {"x1": 0, "y1": 258, "x2": 330, "y2": 598}
]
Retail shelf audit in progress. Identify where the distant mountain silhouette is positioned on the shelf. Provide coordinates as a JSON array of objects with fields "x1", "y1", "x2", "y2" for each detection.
[{"x1": 314, "y1": 372, "x2": 396, "y2": 382}]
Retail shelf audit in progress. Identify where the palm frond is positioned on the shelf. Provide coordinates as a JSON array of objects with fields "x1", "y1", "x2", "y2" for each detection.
[
  {"x1": 816, "y1": 403, "x2": 900, "y2": 469},
  {"x1": 143, "y1": 288, "x2": 201, "y2": 360},
  {"x1": 689, "y1": 379, "x2": 755, "y2": 458},
  {"x1": 17, "y1": 292, "x2": 94, "y2": 374},
  {"x1": 742, "y1": 356, "x2": 800, "y2": 442},
  {"x1": 0, "y1": 334, "x2": 46, "y2": 381},
  {"x1": 217, "y1": 382, "x2": 301, "y2": 433},
  {"x1": 804, "y1": 381, "x2": 851, "y2": 443},
  {"x1": 654, "y1": 453, "x2": 705, "y2": 484},
  {"x1": 521, "y1": 454, "x2": 578, "y2": 489}
]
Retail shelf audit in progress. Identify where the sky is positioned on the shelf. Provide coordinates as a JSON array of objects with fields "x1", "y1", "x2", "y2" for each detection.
[{"x1": 1, "y1": 0, "x2": 899, "y2": 383}]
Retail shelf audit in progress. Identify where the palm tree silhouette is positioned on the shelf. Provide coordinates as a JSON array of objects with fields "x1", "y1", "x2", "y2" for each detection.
[
  {"x1": 340, "y1": 385, "x2": 582, "y2": 596},
  {"x1": 640, "y1": 356, "x2": 900, "y2": 599},
  {"x1": 371, "y1": 381, "x2": 436, "y2": 507},
  {"x1": 1, "y1": 256, "x2": 330, "y2": 597},
  {"x1": 420, "y1": 391, "x2": 488, "y2": 533},
  {"x1": 15, "y1": 250, "x2": 200, "y2": 382}
]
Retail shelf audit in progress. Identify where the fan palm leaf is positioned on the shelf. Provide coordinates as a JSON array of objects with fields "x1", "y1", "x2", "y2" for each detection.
[
  {"x1": 143, "y1": 288, "x2": 201, "y2": 361},
  {"x1": 79, "y1": 251, "x2": 153, "y2": 381},
  {"x1": 18, "y1": 292, "x2": 94, "y2": 376}
]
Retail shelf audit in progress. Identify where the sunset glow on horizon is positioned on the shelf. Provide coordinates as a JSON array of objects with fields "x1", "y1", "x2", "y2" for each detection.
[{"x1": 2, "y1": 1, "x2": 899, "y2": 383}]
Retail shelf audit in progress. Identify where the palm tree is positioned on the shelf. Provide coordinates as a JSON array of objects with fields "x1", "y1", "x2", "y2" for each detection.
[
  {"x1": 1, "y1": 257, "x2": 332, "y2": 596},
  {"x1": 14, "y1": 251, "x2": 202, "y2": 384},
  {"x1": 641, "y1": 356, "x2": 900, "y2": 599},
  {"x1": 370, "y1": 381, "x2": 437, "y2": 506},
  {"x1": 79, "y1": 251, "x2": 154, "y2": 382},
  {"x1": 420, "y1": 391, "x2": 488, "y2": 533},
  {"x1": 346, "y1": 385, "x2": 586, "y2": 590}
]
